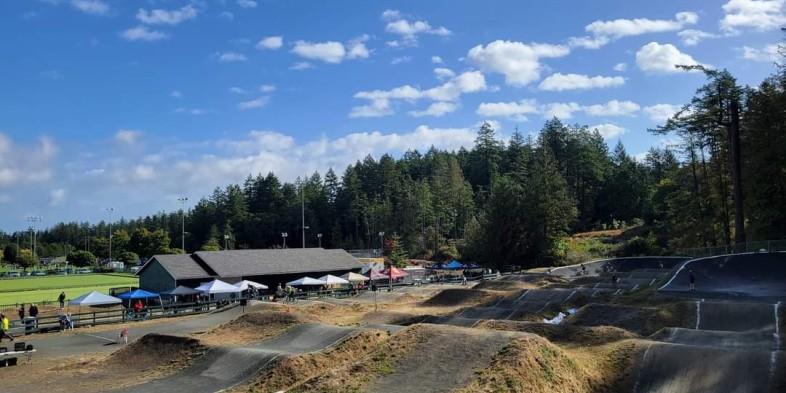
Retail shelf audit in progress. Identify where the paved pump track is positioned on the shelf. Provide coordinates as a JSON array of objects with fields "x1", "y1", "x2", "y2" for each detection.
[{"x1": 112, "y1": 323, "x2": 356, "y2": 393}]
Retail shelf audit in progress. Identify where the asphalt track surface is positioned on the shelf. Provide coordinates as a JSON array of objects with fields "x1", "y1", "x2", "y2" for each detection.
[
  {"x1": 551, "y1": 256, "x2": 689, "y2": 277},
  {"x1": 659, "y1": 252, "x2": 786, "y2": 300},
  {"x1": 113, "y1": 323, "x2": 357, "y2": 393}
]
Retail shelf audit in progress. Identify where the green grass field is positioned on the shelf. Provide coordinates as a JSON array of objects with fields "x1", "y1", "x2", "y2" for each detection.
[{"x1": 0, "y1": 274, "x2": 138, "y2": 306}]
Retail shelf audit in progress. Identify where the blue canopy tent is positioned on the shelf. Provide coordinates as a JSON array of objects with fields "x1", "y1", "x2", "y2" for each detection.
[
  {"x1": 444, "y1": 260, "x2": 466, "y2": 270},
  {"x1": 117, "y1": 289, "x2": 160, "y2": 299}
]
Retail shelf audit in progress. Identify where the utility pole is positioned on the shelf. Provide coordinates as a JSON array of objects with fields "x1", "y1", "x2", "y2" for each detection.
[
  {"x1": 301, "y1": 176, "x2": 306, "y2": 248},
  {"x1": 106, "y1": 208, "x2": 114, "y2": 263},
  {"x1": 224, "y1": 234, "x2": 230, "y2": 250},
  {"x1": 281, "y1": 232, "x2": 288, "y2": 248},
  {"x1": 378, "y1": 231, "x2": 385, "y2": 257},
  {"x1": 178, "y1": 197, "x2": 188, "y2": 252},
  {"x1": 27, "y1": 216, "x2": 42, "y2": 261},
  {"x1": 317, "y1": 233, "x2": 322, "y2": 248}
]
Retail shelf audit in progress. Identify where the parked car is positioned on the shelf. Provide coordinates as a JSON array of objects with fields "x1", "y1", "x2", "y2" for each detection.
[
  {"x1": 8, "y1": 271, "x2": 20, "y2": 277},
  {"x1": 32, "y1": 271, "x2": 47, "y2": 276}
]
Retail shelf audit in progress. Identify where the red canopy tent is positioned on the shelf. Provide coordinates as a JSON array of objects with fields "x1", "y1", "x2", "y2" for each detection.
[
  {"x1": 366, "y1": 269, "x2": 388, "y2": 280},
  {"x1": 382, "y1": 267, "x2": 409, "y2": 279}
]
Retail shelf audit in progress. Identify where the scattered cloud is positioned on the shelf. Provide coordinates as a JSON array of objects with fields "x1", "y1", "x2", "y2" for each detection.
[
  {"x1": 643, "y1": 104, "x2": 682, "y2": 122},
  {"x1": 636, "y1": 42, "x2": 705, "y2": 73},
  {"x1": 49, "y1": 188, "x2": 66, "y2": 207},
  {"x1": 290, "y1": 61, "x2": 313, "y2": 70},
  {"x1": 383, "y1": 9, "x2": 451, "y2": 47},
  {"x1": 122, "y1": 26, "x2": 168, "y2": 42},
  {"x1": 115, "y1": 129, "x2": 141, "y2": 144},
  {"x1": 476, "y1": 99, "x2": 539, "y2": 121},
  {"x1": 542, "y1": 102, "x2": 582, "y2": 119},
  {"x1": 613, "y1": 62, "x2": 627, "y2": 72},
  {"x1": 720, "y1": 0, "x2": 786, "y2": 33},
  {"x1": 346, "y1": 35, "x2": 371, "y2": 59},
  {"x1": 70, "y1": 0, "x2": 109, "y2": 16},
  {"x1": 170, "y1": 90, "x2": 182, "y2": 98},
  {"x1": 432, "y1": 56, "x2": 443, "y2": 64},
  {"x1": 229, "y1": 87, "x2": 248, "y2": 94},
  {"x1": 678, "y1": 29, "x2": 717, "y2": 46},
  {"x1": 350, "y1": 71, "x2": 486, "y2": 118},
  {"x1": 583, "y1": 100, "x2": 640, "y2": 116},
  {"x1": 237, "y1": 0, "x2": 257, "y2": 9},
  {"x1": 538, "y1": 73, "x2": 625, "y2": 91},
  {"x1": 238, "y1": 97, "x2": 269, "y2": 110},
  {"x1": 256, "y1": 36, "x2": 283, "y2": 50},
  {"x1": 590, "y1": 123, "x2": 626, "y2": 139},
  {"x1": 741, "y1": 43, "x2": 781, "y2": 62},
  {"x1": 292, "y1": 36, "x2": 370, "y2": 64},
  {"x1": 408, "y1": 101, "x2": 459, "y2": 117},
  {"x1": 174, "y1": 107, "x2": 208, "y2": 115},
  {"x1": 259, "y1": 84, "x2": 276, "y2": 93},
  {"x1": 433, "y1": 67, "x2": 456, "y2": 80},
  {"x1": 391, "y1": 56, "x2": 412, "y2": 65},
  {"x1": 570, "y1": 12, "x2": 698, "y2": 49},
  {"x1": 217, "y1": 51, "x2": 248, "y2": 62},
  {"x1": 218, "y1": 11, "x2": 234, "y2": 20},
  {"x1": 0, "y1": 133, "x2": 56, "y2": 187},
  {"x1": 136, "y1": 4, "x2": 197, "y2": 25},
  {"x1": 467, "y1": 40, "x2": 570, "y2": 86}
]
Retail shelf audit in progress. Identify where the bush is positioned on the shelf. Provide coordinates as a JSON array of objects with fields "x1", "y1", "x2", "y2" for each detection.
[
  {"x1": 616, "y1": 233, "x2": 660, "y2": 257},
  {"x1": 67, "y1": 250, "x2": 97, "y2": 267}
]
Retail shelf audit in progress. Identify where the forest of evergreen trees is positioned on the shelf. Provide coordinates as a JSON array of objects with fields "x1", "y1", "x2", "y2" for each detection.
[{"x1": 2, "y1": 52, "x2": 786, "y2": 270}]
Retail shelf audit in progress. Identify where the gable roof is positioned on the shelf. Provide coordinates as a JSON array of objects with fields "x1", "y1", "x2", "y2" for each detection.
[
  {"x1": 192, "y1": 248, "x2": 362, "y2": 278},
  {"x1": 138, "y1": 254, "x2": 214, "y2": 280}
]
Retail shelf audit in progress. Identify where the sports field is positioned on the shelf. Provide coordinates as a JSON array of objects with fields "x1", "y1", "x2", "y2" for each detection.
[{"x1": 0, "y1": 274, "x2": 139, "y2": 305}]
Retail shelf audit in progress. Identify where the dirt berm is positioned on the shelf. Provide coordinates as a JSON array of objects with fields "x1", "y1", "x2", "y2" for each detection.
[
  {"x1": 420, "y1": 288, "x2": 501, "y2": 307},
  {"x1": 476, "y1": 320, "x2": 637, "y2": 346},
  {"x1": 568, "y1": 303, "x2": 695, "y2": 335},
  {"x1": 106, "y1": 334, "x2": 207, "y2": 371},
  {"x1": 197, "y1": 310, "x2": 311, "y2": 345}
]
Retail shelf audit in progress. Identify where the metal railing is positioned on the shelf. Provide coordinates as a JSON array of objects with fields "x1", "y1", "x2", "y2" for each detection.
[{"x1": 676, "y1": 240, "x2": 786, "y2": 258}]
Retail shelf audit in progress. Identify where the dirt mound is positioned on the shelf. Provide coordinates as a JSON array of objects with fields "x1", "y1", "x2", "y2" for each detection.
[
  {"x1": 568, "y1": 302, "x2": 694, "y2": 335},
  {"x1": 361, "y1": 311, "x2": 430, "y2": 325},
  {"x1": 199, "y1": 310, "x2": 310, "y2": 345},
  {"x1": 106, "y1": 334, "x2": 206, "y2": 371},
  {"x1": 457, "y1": 335, "x2": 642, "y2": 393},
  {"x1": 421, "y1": 288, "x2": 499, "y2": 307},
  {"x1": 246, "y1": 329, "x2": 391, "y2": 392},
  {"x1": 474, "y1": 280, "x2": 534, "y2": 291},
  {"x1": 476, "y1": 320, "x2": 637, "y2": 346}
]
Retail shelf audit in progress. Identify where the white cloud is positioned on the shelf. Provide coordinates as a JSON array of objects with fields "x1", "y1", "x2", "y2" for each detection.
[
  {"x1": 237, "y1": 0, "x2": 257, "y2": 9},
  {"x1": 382, "y1": 11, "x2": 451, "y2": 47},
  {"x1": 350, "y1": 71, "x2": 486, "y2": 118},
  {"x1": 115, "y1": 129, "x2": 141, "y2": 144},
  {"x1": 49, "y1": 188, "x2": 66, "y2": 207},
  {"x1": 590, "y1": 123, "x2": 626, "y2": 139},
  {"x1": 292, "y1": 41, "x2": 346, "y2": 63},
  {"x1": 432, "y1": 56, "x2": 443, "y2": 64},
  {"x1": 122, "y1": 26, "x2": 168, "y2": 42},
  {"x1": 476, "y1": 99, "x2": 539, "y2": 120},
  {"x1": 433, "y1": 67, "x2": 456, "y2": 80},
  {"x1": 217, "y1": 52, "x2": 247, "y2": 63},
  {"x1": 538, "y1": 73, "x2": 625, "y2": 91},
  {"x1": 643, "y1": 104, "x2": 682, "y2": 122},
  {"x1": 391, "y1": 56, "x2": 412, "y2": 65},
  {"x1": 542, "y1": 102, "x2": 582, "y2": 119},
  {"x1": 218, "y1": 11, "x2": 234, "y2": 20},
  {"x1": 170, "y1": 90, "x2": 182, "y2": 98},
  {"x1": 346, "y1": 35, "x2": 371, "y2": 59},
  {"x1": 136, "y1": 5, "x2": 197, "y2": 25},
  {"x1": 256, "y1": 36, "x2": 283, "y2": 50},
  {"x1": 238, "y1": 97, "x2": 269, "y2": 110},
  {"x1": 583, "y1": 100, "x2": 640, "y2": 117},
  {"x1": 741, "y1": 43, "x2": 781, "y2": 62},
  {"x1": 678, "y1": 29, "x2": 717, "y2": 46},
  {"x1": 408, "y1": 102, "x2": 459, "y2": 117},
  {"x1": 721, "y1": 0, "x2": 786, "y2": 33},
  {"x1": 229, "y1": 87, "x2": 248, "y2": 94},
  {"x1": 259, "y1": 84, "x2": 276, "y2": 93},
  {"x1": 70, "y1": 0, "x2": 109, "y2": 16},
  {"x1": 0, "y1": 134, "x2": 56, "y2": 187},
  {"x1": 570, "y1": 12, "x2": 698, "y2": 49},
  {"x1": 290, "y1": 62, "x2": 313, "y2": 71},
  {"x1": 636, "y1": 42, "x2": 705, "y2": 73},
  {"x1": 613, "y1": 62, "x2": 628, "y2": 72},
  {"x1": 467, "y1": 40, "x2": 570, "y2": 86},
  {"x1": 174, "y1": 107, "x2": 207, "y2": 115}
]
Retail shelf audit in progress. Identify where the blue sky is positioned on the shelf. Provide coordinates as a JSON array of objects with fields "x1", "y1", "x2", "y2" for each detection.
[{"x1": 0, "y1": 0, "x2": 784, "y2": 231}]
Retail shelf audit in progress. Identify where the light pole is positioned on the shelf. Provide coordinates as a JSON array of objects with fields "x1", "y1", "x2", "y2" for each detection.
[
  {"x1": 27, "y1": 216, "x2": 42, "y2": 261},
  {"x1": 224, "y1": 234, "x2": 230, "y2": 250},
  {"x1": 106, "y1": 208, "x2": 114, "y2": 263},
  {"x1": 178, "y1": 197, "x2": 188, "y2": 252},
  {"x1": 281, "y1": 232, "x2": 288, "y2": 248},
  {"x1": 302, "y1": 226, "x2": 310, "y2": 248},
  {"x1": 378, "y1": 231, "x2": 385, "y2": 257},
  {"x1": 300, "y1": 178, "x2": 307, "y2": 249},
  {"x1": 317, "y1": 233, "x2": 322, "y2": 248}
]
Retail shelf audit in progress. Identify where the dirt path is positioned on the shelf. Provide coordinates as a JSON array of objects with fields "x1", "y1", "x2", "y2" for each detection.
[{"x1": 370, "y1": 325, "x2": 519, "y2": 393}]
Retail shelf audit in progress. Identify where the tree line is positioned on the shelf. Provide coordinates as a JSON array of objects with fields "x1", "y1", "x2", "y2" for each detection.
[{"x1": 2, "y1": 47, "x2": 785, "y2": 269}]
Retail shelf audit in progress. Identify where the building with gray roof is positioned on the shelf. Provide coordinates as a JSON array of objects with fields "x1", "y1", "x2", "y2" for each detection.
[{"x1": 137, "y1": 248, "x2": 363, "y2": 292}]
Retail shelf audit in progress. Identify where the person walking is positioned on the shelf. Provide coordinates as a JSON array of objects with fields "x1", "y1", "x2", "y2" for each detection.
[
  {"x1": 58, "y1": 291, "x2": 66, "y2": 309},
  {"x1": 580, "y1": 263, "x2": 587, "y2": 276},
  {"x1": 17, "y1": 305, "x2": 25, "y2": 321},
  {"x1": 689, "y1": 270, "x2": 696, "y2": 292},
  {"x1": 118, "y1": 327, "x2": 129, "y2": 344},
  {"x1": 0, "y1": 313, "x2": 14, "y2": 342},
  {"x1": 29, "y1": 304, "x2": 39, "y2": 329}
]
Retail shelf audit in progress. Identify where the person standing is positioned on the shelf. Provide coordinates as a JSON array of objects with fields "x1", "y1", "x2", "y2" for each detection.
[
  {"x1": 0, "y1": 313, "x2": 14, "y2": 342},
  {"x1": 689, "y1": 270, "x2": 696, "y2": 292},
  {"x1": 17, "y1": 305, "x2": 25, "y2": 321},
  {"x1": 29, "y1": 304, "x2": 39, "y2": 328},
  {"x1": 58, "y1": 291, "x2": 66, "y2": 309}
]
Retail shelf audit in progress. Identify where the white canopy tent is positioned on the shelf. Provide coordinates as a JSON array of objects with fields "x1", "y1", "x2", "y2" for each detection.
[
  {"x1": 195, "y1": 279, "x2": 242, "y2": 294},
  {"x1": 234, "y1": 280, "x2": 269, "y2": 291},
  {"x1": 287, "y1": 276, "x2": 325, "y2": 286},
  {"x1": 318, "y1": 274, "x2": 350, "y2": 285},
  {"x1": 69, "y1": 291, "x2": 122, "y2": 306},
  {"x1": 340, "y1": 272, "x2": 370, "y2": 283}
]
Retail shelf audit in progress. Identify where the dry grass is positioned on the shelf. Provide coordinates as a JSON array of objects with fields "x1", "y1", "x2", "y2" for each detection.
[
  {"x1": 568, "y1": 302, "x2": 695, "y2": 336},
  {"x1": 476, "y1": 320, "x2": 637, "y2": 347},
  {"x1": 420, "y1": 288, "x2": 501, "y2": 307},
  {"x1": 195, "y1": 310, "x2": 311, "y2": 346}
]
